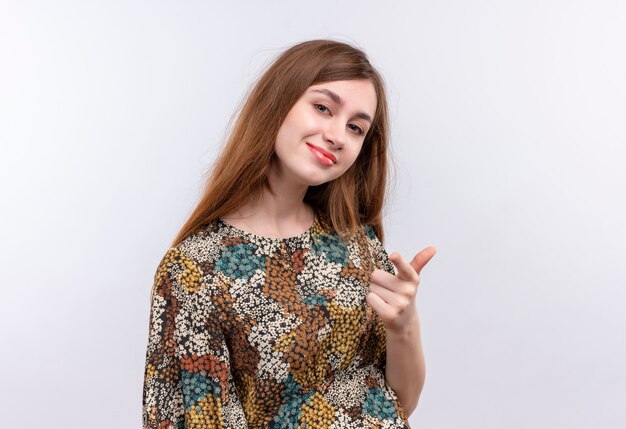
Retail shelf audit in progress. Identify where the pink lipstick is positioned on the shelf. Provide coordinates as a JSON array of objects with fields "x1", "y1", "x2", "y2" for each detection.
[{"x1": 306, "y1": 143, "x2": 336, "y2": 166}]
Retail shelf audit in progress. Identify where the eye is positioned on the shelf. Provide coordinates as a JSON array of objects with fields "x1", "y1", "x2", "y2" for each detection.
[
  {"x1": 348, "y1": 124, "x2": 364, "y2": 135},
  {"x1": 314, "y1": 104, "x2": 330, "y2": 114}
]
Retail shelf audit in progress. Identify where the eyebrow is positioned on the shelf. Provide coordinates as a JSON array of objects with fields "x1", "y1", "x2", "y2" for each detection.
[{"x1": 310, "y1": 88, "x2": 373, "y2": 123}]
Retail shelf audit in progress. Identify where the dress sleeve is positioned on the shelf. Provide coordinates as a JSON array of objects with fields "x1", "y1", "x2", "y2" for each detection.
[
  {"x1": 142, "y1": 248, "x2": 248, "y2": 429},
  {"x1": 365, "y1": 225, "x2": 395, "y2": 276},
  {"x1": 364, "y1": 225, "x2": 397, "y2": 375}
]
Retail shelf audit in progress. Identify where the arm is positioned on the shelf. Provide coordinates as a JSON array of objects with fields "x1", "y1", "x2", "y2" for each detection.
[
  {"x1": 365, "y1": 227, "x2": 436, "y2": 416},
  {"x1": 142, "y1": 248, "x2": 248, "y2": 428},
  {"x1": 384, "y1": 308, "x2": 426, "y2": 416}
]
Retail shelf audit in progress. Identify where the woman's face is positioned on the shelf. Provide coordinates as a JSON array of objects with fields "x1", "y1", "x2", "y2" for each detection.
[{"x1": 271, "y1": 79, "x2": 377, "y2": 188}]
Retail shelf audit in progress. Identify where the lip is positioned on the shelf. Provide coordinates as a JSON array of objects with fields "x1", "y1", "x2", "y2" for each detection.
[{"x1": 306, "y1": 143, "x2": 337, "y2": 163}]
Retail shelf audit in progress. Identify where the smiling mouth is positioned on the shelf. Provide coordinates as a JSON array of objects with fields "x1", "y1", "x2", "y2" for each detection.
[{"x1": 306, "y1": 143, "x2": 336, "y2": 166}]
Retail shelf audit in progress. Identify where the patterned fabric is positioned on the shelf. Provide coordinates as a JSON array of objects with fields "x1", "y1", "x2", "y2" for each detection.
[{"x1": 142, "y1": 211, "x2": 410, "y2": 429}]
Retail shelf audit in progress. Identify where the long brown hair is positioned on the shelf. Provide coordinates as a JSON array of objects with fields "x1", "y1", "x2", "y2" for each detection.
[{"x1": 171, "y1": 39, "x2": 391, "y2": 247}]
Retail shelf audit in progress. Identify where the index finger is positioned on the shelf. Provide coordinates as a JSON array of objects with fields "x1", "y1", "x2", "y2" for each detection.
[{"x1": 389, "y1": 252, "x2": 419, "y2": 282}]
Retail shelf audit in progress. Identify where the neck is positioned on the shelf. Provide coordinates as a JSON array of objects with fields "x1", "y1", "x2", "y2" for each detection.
[{"x1": 233, "y1": 163, "x2": 314, "y2": 236}]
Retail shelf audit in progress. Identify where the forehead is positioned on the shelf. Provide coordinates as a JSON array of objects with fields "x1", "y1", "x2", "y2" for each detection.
[{"x1": 306, "y1": 80, "x2": 377, "y2": 115}]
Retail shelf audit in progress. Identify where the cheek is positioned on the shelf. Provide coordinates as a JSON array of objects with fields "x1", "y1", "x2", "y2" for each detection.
[
  {"x1": 276, "y1": 116, "x2": 312, "y2": 144},
  {"x1": 287, "y1": 106, "x2": 321, "y2": 134},
  {"x1": 274, "y1": 120, "x2": 299, "y2": 152},
  {"x1": 346, "y1": 144, "x2": 365, "y2": 165},
  {"x1": 335, "y1": 147, "x2": 363, "y2": 177},
  {"x1": 274, "y1": 125, "x2": 288, "y2": 147}
]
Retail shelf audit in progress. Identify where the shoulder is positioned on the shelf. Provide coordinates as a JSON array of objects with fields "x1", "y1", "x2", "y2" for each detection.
[
  {"x1": 152, "y1": 220, "x2": 227, "y2": 296},
  {"x1": 175, "y1": 219, "x2": 227, "y2": 266},
  {"x1": 358, "y1": 223, "x2": 383, "y2": 250},
  {"x1": 363, "y1": 223, "x2": 378, "y2": 240},
  {"x1": 362, "y1": 223, "x2": 395, "y2": 274}
]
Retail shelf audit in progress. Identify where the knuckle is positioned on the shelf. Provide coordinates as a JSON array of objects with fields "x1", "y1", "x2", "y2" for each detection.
[
  {"x1": 401, "y1": 285, "x2": 416, "y2": 297},
  {"x1": 391, "y1": 307, "x2": 401, "y2": 319}
]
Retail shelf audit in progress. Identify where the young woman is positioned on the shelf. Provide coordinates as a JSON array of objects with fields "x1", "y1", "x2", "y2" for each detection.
[{"x1": 142, "y1": 39, "x2": 436, "y2": 429}]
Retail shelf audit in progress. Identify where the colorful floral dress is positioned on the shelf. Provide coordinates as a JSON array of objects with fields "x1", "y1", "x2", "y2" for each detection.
[{"x1": 142, "y1": 211, "x2": 411, "y2": 428}]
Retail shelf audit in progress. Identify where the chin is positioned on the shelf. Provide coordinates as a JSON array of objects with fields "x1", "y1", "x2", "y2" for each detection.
[
  {"x1": 307, "y1": 171, "x2": 343, "y2": 186},
  {"x1": 289, "y1": 167, "x2": 333, "y2": 187},
  {"x1": 307, "y1": 175, "x2": 343, "y2": 187},
  {"x1": 307, "y1": 179, "x2": 331, "y2": 187}
]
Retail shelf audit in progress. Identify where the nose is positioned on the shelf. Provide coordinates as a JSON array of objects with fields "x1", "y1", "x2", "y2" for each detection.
[{"x1": 323, "y1": 120, "x2": 346, "y2": 149}]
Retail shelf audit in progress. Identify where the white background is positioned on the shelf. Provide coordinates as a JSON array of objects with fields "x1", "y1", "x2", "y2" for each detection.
[{"x1": 1, "y1": 1, "x2": 625, "y2": 428}]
